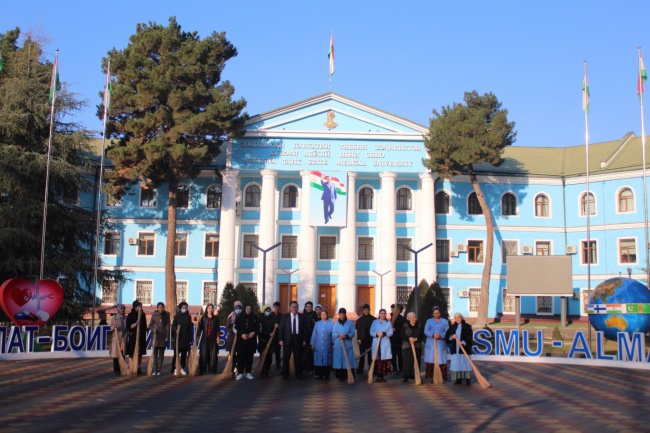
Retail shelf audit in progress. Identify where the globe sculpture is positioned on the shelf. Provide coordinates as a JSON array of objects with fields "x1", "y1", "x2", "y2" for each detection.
[{"x1": 587, "y1": 277, "x2": 650, "y2": 341}]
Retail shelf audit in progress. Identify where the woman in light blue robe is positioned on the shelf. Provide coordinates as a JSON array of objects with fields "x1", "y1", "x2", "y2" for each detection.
[
  {"x1": 424, "y1": 306, "x2": 450, "y2": 382},
  {"x1": 447, "y1": 312, "x2": 473, "y2": 385},
  {"x1": 331, "y1": 308, "x2": 356, "y2": 381},
  {"x1": 310, "y1": 310, "x2": 334, "y2": 379},
  {"x1": 369, "y1": 309, "x2": 393, "y2": 382}
]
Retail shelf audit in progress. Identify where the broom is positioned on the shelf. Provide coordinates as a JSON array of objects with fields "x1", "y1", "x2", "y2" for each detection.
[
  {"x1": 367, "y1": 338, "x2": 380, "y2": 384},
  {"x1": 457, "y1": 339, "x2": 491, "y2": 389},
  {"x1": 410, "y1": 341, "x2": 422, "y2": 385},
  {"x1": 433, "y1": 339, "x2": 444, "y2": 385},
  {"x1": 130, "y1": 309, "x2": 142, "y2": 377},
  {"x1": 220, "y1": 334, "x2": 237, "y2": 381},
  {"x1": 174, "y1": 326, "x2": 181, "y2": 377},
  {"x1": 255, "y1": 328, "x2": 276, "y2": 375},
  {"x1": 355, "y1": 347, "x2": 371, "y2": 361},
  {"x1": 188, "y1": 331, "x2": 201, "y2": 377},
  {"x1": 339, "y1": 339, "x2": 354, "y2": 384},
  {"x1": 115, "y1": 327, "x2": 129, "y2": 376},
  {"x1": 146, "y1": 333, "x2": 156, "y2": 377}
]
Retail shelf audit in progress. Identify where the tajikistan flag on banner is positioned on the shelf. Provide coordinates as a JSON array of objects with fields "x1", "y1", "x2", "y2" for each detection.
[
  {"x1": 310, "y1": 171, "x2": 346, "y2": 195},
  {"x1": 48, "y1": 53, "x2": 61, "y2": 105},
  {"x1": 638, "y1": 49, "x2": 647, "y2": 98}
]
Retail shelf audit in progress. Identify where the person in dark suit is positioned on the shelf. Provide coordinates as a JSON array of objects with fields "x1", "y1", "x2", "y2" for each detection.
[
  {"x1": 278, "y1": 301, "x2": 308, "y2": 379},
  {"x1": 321, "y1": 176, "x2": 337, "y2": 224}
]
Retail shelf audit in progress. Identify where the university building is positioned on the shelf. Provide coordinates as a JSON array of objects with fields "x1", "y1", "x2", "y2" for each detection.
[{"x1": 96, "y1": 93, "x2": 649, "y2": 320}]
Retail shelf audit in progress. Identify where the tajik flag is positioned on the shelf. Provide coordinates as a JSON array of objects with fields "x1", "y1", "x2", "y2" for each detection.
[
  {"x1": 582, "y1": 67, "x2": 590, "y2": 113},
  {"x1": 328, "y1": 33, "x2": 335, "y2": 77},
  {"x1": 48, "y1": 54, "x2": 61, "y2": 105},
  {"x1": 638, "y1": 50, "x2": 647, "y2": 98},
  {"x1": 310, "y1": 171, "x2": 346, "y2": 196},
  {"x1": 103, "y1": 67, "x2": 113, "y2": 112}
]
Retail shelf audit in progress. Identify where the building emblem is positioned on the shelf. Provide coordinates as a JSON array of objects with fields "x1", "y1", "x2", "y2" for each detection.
[{"x1": 324, "y1": 110, "x2": 338, "y2": 129}]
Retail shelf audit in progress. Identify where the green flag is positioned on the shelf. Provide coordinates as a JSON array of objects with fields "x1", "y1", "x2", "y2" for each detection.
[
  {"x1": 103, "y1": 73, "x2": 113, "y2": 112},
  {"x1": 625, "y1": 304, "x2": 639, "y2": 313},
  {"x1": 48, "y1": 54, "x2": 61, "y2": 105},
  {"x1": 0, "y1": 48, "x2": 4, "y2": 72}
]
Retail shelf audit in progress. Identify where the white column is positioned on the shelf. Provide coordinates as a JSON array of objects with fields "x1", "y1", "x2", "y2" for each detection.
[
  {"x1": 299, "y1": 170, "x2": 317, "y2": 307},
  {"x1": 338, "y1": 172, "x2": 357, "y2": 312},
  {"x1": 258, "y1": 169, "x2": 278, "y2": 306},
  {"x1": 419, "y1": 172, "x2": 437, "y2": 284},
  {"x1": 379, "y1": 172, "x2": 397, "y2": 308},
  {"x1": 217, "y1": 168, "x2": 239, "y2": 298}
]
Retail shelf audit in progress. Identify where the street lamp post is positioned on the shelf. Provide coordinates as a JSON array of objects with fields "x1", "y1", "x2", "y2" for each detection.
[
  {"x1": 398, "y1": 242, "x2": 433, "y2": 314},
  {"x1": 371, "y1": 269, "x2": 391, "y2": 310},
  {"x1": 248, "y1": 241, "x2": 282, "y2": 305}
]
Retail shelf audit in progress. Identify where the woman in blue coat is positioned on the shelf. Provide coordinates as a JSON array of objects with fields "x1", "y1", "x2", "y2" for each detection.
[
  {"x1": 424, "y1": 306, "x2": 450, "y2": 382},
  {"x1": 310, "y1": 310, "x2": 334, "y2": 380},
  {"x1": 331, "y1": 308, "x2": 356, "y2": 381},
  {"x1": 369, "y1": 309, "x2": 393, "y2": 383}
]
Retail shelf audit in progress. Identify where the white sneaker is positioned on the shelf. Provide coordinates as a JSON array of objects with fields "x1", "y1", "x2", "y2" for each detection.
[
  {"x1": 236, "y1": 374, "x2": 244, "y2": 381},
  {"x1": 174, "y1": 369, "x2": 178, "y2": 375},
  {"x1": 181, "y1": 369, "x2": 187, "y2": 376},
  {"x1": 246, "y1": 373, "x2": 254, "y2": 380}
]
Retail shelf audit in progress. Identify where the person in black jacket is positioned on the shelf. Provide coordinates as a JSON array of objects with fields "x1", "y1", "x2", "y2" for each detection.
[
  {"x1": 302, "y1": 301, "x2": 318, "y2": 373},
  {"x1": 355, "y1": 304, "x2": 375, "y2": 374},
  {"x1": 258, "y1": 305, "x2": 276, "y2": 378},
  {"x1": 126, "y1": 300, "x2": 147, "y2": 375},
  {"x1": 278, "y1": 301, "x2": 309, "y2": 380},
  {"x1": 390, "y1": 304, "x2": 405, "y2": 374},
  {"x1": 447, "y1": 312, "x2": 474, "y2": 385},
  {"x1": 197, "y1": 303, "x2": 220, "y2": 375},
  {"x1": 234, "y1": 304, "x2": 259, "y2": 380},
  {"x1": 171, "y1": 302, "x2": 193, "y2": 376},
  {"x1": 271, "y1": 301, "x2": 283, "y2": 369}
]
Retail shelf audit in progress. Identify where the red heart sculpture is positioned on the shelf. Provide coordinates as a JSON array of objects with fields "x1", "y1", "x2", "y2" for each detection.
[{"x1": 0, "y1": 278, "x2": 64, "y2": 328}]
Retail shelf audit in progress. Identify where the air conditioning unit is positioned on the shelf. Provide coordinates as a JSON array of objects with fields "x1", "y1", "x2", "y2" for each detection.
[
  {"x1": 458, "y1": 290, "x2": 469, "y2": 298},
  {"x1": 457, "y1": 244, "x2": 467, "y2": 253},
  {"x1": 566, "y1": 245, "x2": 577, "y2": 254},
  {"x1": 522, "y1": 245, "x2": 533, "y2": 254},
  {"x1": 450, "y1": 250, "x2": 459, "y2": 258},
  {"x1": 128, "y1": 237, "x2": 138, "y2": 246}
]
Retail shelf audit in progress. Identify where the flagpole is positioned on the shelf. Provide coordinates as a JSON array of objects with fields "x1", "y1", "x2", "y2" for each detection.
[
  {"x1": 40, "y1": 49, "x2": 59, "y2": 281},
  {"x1": 583, "y1": 60, "x2": 592, "y2": 354},
  {"x1": 91, "y1": 60, "x2": 111, "y2": 328},
  {"x1": 639, "y1": 47, "x2": 649, "y2": 285}
]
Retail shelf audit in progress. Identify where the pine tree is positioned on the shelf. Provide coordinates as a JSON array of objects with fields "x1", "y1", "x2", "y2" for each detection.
[
  {"x1": 405, "y1": 279, "x2": 430, "y2": 323},
  {"x1": 217, "y1": 282, "x2": 260, "y2": 325}
]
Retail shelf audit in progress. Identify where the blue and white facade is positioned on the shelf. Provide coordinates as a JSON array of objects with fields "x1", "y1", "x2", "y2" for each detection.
[{"x1": 97, "y1": 93, "x2": 650, "y2": 320}]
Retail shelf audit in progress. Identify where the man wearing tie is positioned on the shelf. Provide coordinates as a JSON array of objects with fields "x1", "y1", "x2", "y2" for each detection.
[{"x1": 279, "y1": 301, "x2": 308, "y2": 380}]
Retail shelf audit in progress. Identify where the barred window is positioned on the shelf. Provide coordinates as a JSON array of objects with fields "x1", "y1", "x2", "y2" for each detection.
[
  {"x1": 203, "y1": 282, "x2": 218, "y2": 305},
  {"x1": 135, "y1": 280, "x2": 153, "y2": 305},
  {"x1": 503, "y1": 289, "x2": 515, "y2": 313},
  {"x1": 536, "y1": 296, "x2": 552, "y2": 314},
  {"x1": 501, "y1": 240, "x2": 518, "y2": 264},
  {"x1": 176, "y1": 281, "x2": 188, "y2": 303},
  {"x1": 469, "y1": 288, "x2": 481, "y2": 312},
  {"x1": 396, "y1": 286, "x2": 412, "y2": 306},
  {"x1": 102, "y1": 280, "x2": 119, "y2": 305}
]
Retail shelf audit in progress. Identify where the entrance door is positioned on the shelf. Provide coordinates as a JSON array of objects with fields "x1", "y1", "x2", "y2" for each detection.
[
  {"x1": 279, "y1": 284, "x2": 298, "y2": 314},
  {"x1": 318, "y1": 285, "x2": 337, "y2": 316},
  {"x1": 356, "y1": 285, "x2": 375, "y2": 315}
]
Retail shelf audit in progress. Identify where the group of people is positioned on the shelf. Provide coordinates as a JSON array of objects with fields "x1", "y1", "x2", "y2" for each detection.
[{"x1": 110, "y1": 299, "x2": 475, "y2": 386}]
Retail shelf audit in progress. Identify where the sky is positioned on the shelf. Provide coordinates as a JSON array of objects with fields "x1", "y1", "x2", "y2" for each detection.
[{"x1": 3, "y1": 1, "x2": 650, "y2": 148}]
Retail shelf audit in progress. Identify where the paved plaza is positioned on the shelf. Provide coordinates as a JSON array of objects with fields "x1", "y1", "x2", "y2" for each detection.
[{"x1": 0, "y1": 356, "x2": 647, "y2": 433}]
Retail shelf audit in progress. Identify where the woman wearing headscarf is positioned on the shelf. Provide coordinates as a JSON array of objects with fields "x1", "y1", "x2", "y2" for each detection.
[
  {"x1": 197, "y1": 303, "x2": 220, "y2": 375},
  {"x1": 171, "y1": 301, "x2": 193, "y2": 376},
  {"x1": 234, "y1": 304, "x2": 259, "y2": 380},
  {"x1": 447, "y1": 312, "x2": 474, "y2": 385},
  {"x1": 401, "y1": 311, "x2": 422, "y2": 383},
  {"x1": 369, "y1": 308, "x2": 393, "y2": 383},
  {"x1": 109, "y1": 304, "x2": 127, "y2": 375},
  {"x1": 148, "y1": 302, "x2": 170, "y2": 376},
  {"x1": 225, "y1": 300, "x2": 243, "y2": 377},
  {"x1": 331, "y1": 308, "x2": 356, "y2": 381},
  {"x1": 258, "y1": 305, "x2": 276, "y2": 378},
  {"x1": 424, "y1": 306, "x2": 450, "y2": 382},
  {"x1": 126, "y1": 300, "x2": 147, "y2": 375},
  {"x1": 310, "y1": 309, "x2": 334, "y2": 380}
]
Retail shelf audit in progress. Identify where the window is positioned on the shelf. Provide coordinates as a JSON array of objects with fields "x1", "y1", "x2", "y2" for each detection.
[
  {"x1": 396, "y1": 188, "x2": 412, "y2": 211},
  {"x1": 435, "y1": 191, "x2": 449, "y2": 214},
  {"x1": 282, "y1": 185, "x2": 298, "y2": 208},
  {"x1": 468, "y1": 192, "x2": 482, "y2": 215},
  {"x1": 140, "y1": 188, "x2": 157, "y2": 208},
  {"x1": 243, "y1": 234, "x2": 259, "y2": 258},
  {"x1": 619, "y1": 238, "x2": 637, "y2": 263},
  {"x1": 501, "y1": 193, "x2": 517, "y2": 216},
  {"x1": 105, "y1": 193, "x2": 123, "y2": 207},
  {"x1": 534, "y1": 194, "x2": 549, "y2": 217},
  {"x1": 175, "y1": 233, "x2": 187, "y2": 256},
  {"x1": 135, "y1": 280, "x2": 153, "y2": 305},
  {"x1": 242, "y1": 283, "x2": 257, "y2": 296},
  {"x1": 502, "y1": 289, "x2": 515, "y2": 313},
  {"x1": 618, "y1": 188, "x2": 634, "y2": 213},
  {"x1": 176, "y1": 281, "x2": 188, "y2": 303},
  {"x1": 205, "y1": 234, "x2": 219, "y2": 257},
  {"x1": 501, "y1": 240, "x2": 518, "y2": 263},
  {"x1": 320, "y1": 236, "x2": 336, "y2": 260},
  {"x1": 436, "y1": 239, "x2": 450, "y2": 263},
  {"x1": 580, "y1": 192, "x2": 596, "y2": 216},
  {"x1": 581, "y1": 240, "x2": 597, "y2": 264},
  {"x1": 536, "y1": 241, "x2": 551, "y2": 256},
  {"x1": 536, "y1": 296, "x2": 552, "y2": 314},
  {"x1": 137, "y1": 233, "x2": 155, "y2": 256},
  {"x1": 61, "y1": 186, "x2": 79, "y2": 206},
  {"x1": 469, "y1": 288, "x2": 481, "y2": 312},
  {"x1": 359, "y1": 187, "x2": 374, "y2": 210},
  {"x1": 177, "y1": 184, "x2": 189, "y2": 208},
  {"x1": 282, "y1": 235, "x2": 298, "y2": 259},
  {"x1": 203, "y1": 282, "x2": 218, "y2": 305},
  {"x1": 103, "y1": 232, "x2": 120, "y2": 256},
  {"x1": 244, "y1": 184, "x2": 260, "y2": 208},
  {"x1": 206, "y1": 185, "x2": 222, "y2": 209},
  {"x1": 468, "y1": 240, "x2": 483, "y2": 263},
  {"x1": 101, "y1": 280, "x2": 119, "y2": 305},
  {"x1": 358, "y1": 237, "x2": 374, "y2": 261},
  {"x1": 397, "y1": 238, "x2": 412, "y2": 261},
  {"x1": 396, "y1": 286, "x2": 412, "y2": 306}
]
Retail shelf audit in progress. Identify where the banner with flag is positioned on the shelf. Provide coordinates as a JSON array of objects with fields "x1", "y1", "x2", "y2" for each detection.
[
  {"x1": 309, "y1": 170, "x2": 347, "y2": 227},
  {"x1": 639, "y1": 50, "x2": 647, "y2": 98},
  {"x1": 328, "y1": 33, "x2": 335, "y2": 78},
  {"x1": 582, "y1": 67, "x2": 590, "y2": 113},
  {"x1": 48, "y1": 54, "x2": 61, "y2": 105}
]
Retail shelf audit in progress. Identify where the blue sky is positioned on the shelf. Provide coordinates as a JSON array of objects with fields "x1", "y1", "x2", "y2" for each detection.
[{"x1": 4, "y1": 1, "x2": 650, "y2": 148}]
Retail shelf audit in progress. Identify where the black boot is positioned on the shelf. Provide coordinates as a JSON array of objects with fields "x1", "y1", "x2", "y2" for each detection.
[
  {"x1": 466, "y1": 379, "x2": 471, "y2": 386},
  {"x1": 455, "y1": 379, "x2": 462, "y2": 385}
]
